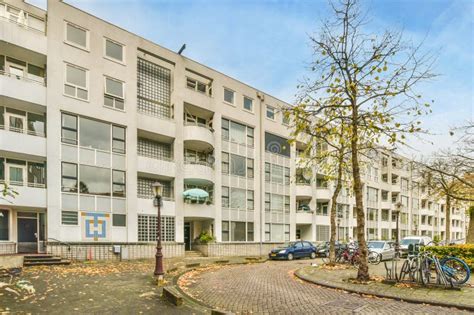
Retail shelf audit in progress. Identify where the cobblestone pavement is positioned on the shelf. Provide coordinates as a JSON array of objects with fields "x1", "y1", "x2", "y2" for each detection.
[{"x1": 179, "y1": 260, "x2": 471, "y2": 314}]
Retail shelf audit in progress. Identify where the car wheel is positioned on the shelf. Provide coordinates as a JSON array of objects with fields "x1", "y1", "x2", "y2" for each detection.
[
  {"x1": 287, "y1": 253, "x2": 294, "y2": 261},
  {"x1": 310, "y1": 252, "x2": 316, "y2": 259}
]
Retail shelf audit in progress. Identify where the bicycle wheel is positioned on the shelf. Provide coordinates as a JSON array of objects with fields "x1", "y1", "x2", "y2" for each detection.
[
  {"x1": 420, "y1": 258, "x2": 431, "y2": 285},
  {"x1": 368, "y1": 251, "x2": 381, "y2": 265},
  {"x1": 399, "y1": 260, "x2": 410, "y2": 281},
  {"x1": 440, "y1": 257, "x2": 471, "y2": 285}
]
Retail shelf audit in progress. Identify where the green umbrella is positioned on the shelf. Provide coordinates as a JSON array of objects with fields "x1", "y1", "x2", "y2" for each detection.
[
  {"x1": 183, "y1": 188, "x2": 209, "y2": 200},
  {"x1": 298, "y1": 204, "x2": 311, "y2": 211}
]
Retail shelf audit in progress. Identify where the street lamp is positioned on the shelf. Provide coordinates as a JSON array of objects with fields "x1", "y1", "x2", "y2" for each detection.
[
  {"x1": 152, "y1": 182, "x2": 164, "y2": 280},
  {"x1": 393, "y1": 202, "x2": 402, "y2": 256}
]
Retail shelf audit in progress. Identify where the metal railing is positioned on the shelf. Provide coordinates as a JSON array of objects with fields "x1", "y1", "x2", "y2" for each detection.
[
  {"x1": 0, "y1": 4, "x2": 46, "y2": 34},
  {"x1": 184, "y1": 158, "x2": 214, "y2": 168},
  {"x1": 0, "y1": 124, "x2": 45, "y2": 137},
  {"x1": 0, "y1": 179, "x2": 46, "y2": 188},
  {"x1": 184, "y1": 120, "x2": 214, "y2": 132},
  {"x1": 0, "y1": 69, "x2": 46, "y2": 86}
]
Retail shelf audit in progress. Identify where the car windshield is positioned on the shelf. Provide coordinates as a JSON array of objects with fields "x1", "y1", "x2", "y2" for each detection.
[
  {"x1": 401, "y1": 239, "x2": 420, "y2": 246},
  {"x1": 283, "y1": 242, "x2": 296, "y2": 248},
  {"x1": 367, "y1": 241, "x2": 385, "y2": 249}
]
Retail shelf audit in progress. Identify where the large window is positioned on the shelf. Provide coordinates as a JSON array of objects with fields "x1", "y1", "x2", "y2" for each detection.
[
  {"x1": 104, "y1": 77, "x2": 125, "y2": 110},
  {"x1": 222, "y1": 221, "x2": 253, "y2": 242},
  {"x1": 65, "y1": 22, "x2": 88, "y2": 49},
  {"x1": 62, "y1": 114, "x2": 126, "y2": 154},
  {"x1": 229, "y1": 153, "x2": 246, "y2": 177},
  {"x1": 137, "y1": 58, "x2": 171, "y2": 119},
  {"x1": 138, "y1": 215, "x2": 175, "y2": 242},
  {"x1": 0, "y1": 210, "x2": 8, "y2": 240},
  {"x1": 79, "y1": 165, "x2": 111, "y2": 196},
  {"x1": 230, "y1": 188, "x2": 246, "y2": 209},
  {"x1": 265, "y1": 193, "x2": 289, "y2": 213},
  {"x1": 265, "y1": 163, "x2": 290, "y2": 184},
  {"x1": 65, "y1": 63, "x2": 88, "y2": 100},
  {"x1": 221, "y1": 118, "x2": 254, "y2": 147},
  {"x1": 265, "y1": 132, "x2": 290, "y2": 157},
  {"x1": 105, "y1": 38, "x2": 124, "y2": 63}
]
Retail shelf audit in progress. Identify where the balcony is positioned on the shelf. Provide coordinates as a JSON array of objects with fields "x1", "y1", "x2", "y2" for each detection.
[
  {"x1": 137, "y1": 112, "x2": 176, "y2": 139},
  {"x1": 184, "y1": 161, "x2": 214, "y2": 185},
  {"x1": 0, "y1": 127, "x2": 46, "y2": 157},
  {"x1": 295, "y1": 183, "x2": 312, "y2": 199},
  {"x1": 0, "y1": 70, "x2": 46, "y2": 106},
  {"x1": 296, "y1": 211, "x2": 313, "y2": 224},
  {"x1": 0, "y1": 3, "x2": 47, "y2": 54},
  {"x1": 316, "y1": 187, "x2": 332, "y2": 201},
  {"x1": 184, "y1": 202, "x2": 215, "y2": 219},
  {"x1": 183, "y1": 122, "x2": 214, "y2": 149},
  {"x1": 137, "y1": 197, "x2": 175, "y2": 217},
  {"x1": 0, "y1": 182, "x2": 46, "y2": 208},
  {"x1": 137, "y1": 155, "x2": 175, "y2": 178}
]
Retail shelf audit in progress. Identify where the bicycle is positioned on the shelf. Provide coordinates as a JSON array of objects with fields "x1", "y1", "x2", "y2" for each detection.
[{"x1": 419, "y1": 248, "x2": 471, "y2": 286}]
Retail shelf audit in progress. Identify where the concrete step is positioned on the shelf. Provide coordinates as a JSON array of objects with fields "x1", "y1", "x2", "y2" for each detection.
[
  {"x1": 24, "y1": 257, "x2": 62, "y2": 262},
  {"x1": 185, "y1": 251, "x2": 205, "y2": 257},
  {"x1": 24, "y1": 260, "x2": 71, "y2": 266}
]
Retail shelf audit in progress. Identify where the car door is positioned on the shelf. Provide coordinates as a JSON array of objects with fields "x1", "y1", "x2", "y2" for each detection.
[
  {"x1": 384, "y1": 242, "x2": 394, "y2": 260},
  {"x1": 303, "y1": 242, "x2": 313, "y2": 257},
  {"x1": 293, "y1": 242, "x2": 304, "y2": 258}
]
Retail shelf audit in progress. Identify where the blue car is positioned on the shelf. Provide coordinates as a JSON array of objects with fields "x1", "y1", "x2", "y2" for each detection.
[{"x1": 269, "y1": 241, "x2": 317, "y2": 260}]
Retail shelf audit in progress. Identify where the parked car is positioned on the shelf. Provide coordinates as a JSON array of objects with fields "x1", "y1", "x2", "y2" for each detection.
[
  {"x1": 269, "y1": 241, "x2": 317, "y2": 260},
  {"x1": 449, "y1": 238, "x2": 465, "y2": 245},
  {"x1": 400, "y1": 236, "x2": 432, "y2": 257},
  {"x1": 367, "y1": 241, "x2": 396, "y2": 261},
  {"x1": 315, "y1": 241, "x2": 345, "y2": 257}
]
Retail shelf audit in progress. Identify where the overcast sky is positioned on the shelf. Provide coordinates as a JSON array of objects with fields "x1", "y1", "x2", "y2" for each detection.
[{"x1": 30, "y1": 0, "x2": 473, "y2": 156}]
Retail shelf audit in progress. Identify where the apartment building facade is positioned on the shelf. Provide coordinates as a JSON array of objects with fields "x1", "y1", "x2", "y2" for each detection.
[{"x1": 0, "y1": 0, "x2": 468, "y2": 258}]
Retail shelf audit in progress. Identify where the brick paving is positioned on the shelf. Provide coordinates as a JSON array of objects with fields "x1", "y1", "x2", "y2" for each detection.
[{"x1": 179, "y1": 260, "x2": 471, "y2": 314}]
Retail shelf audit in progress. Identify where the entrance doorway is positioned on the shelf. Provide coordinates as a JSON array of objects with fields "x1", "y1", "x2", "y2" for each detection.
[
  {"x1": 17, "y1": 213, "x2": 38, "y2": 253},
  {"x1": 184, "y1": 222, "x2": 191, "y2": 251}
]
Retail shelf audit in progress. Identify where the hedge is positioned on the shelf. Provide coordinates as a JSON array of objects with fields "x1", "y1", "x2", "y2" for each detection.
[{"x1": 423, "y1": 244, "x2": 474, "y2": 271}]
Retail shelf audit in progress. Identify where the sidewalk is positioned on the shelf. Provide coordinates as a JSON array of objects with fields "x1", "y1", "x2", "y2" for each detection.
[{"x1": 295, "y1": 262, "x2": 474, "y2": 311}]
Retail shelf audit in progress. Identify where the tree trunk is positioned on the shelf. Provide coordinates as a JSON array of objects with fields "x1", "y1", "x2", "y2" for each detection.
[
  {"x1": 445, "y1": 195, "x2": 451, "y2": 244},
  {"x1": 351, "y1": 107, "x2": 369, "y2": 281},
  {"x1": 329, "y1": 151, "x2": 344, "y2": 264},
  {"x1": 467, "y1": 207, "x2": 474, "y2": 244}
]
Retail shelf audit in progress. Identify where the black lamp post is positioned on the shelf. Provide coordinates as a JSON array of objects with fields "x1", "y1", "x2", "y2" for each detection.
[
  {"x1": 152, "y1": 182, "x2": 164, "y2": 280},
  {"x1": 393, "y1": 202, "x2": 402, "y2": 256}
]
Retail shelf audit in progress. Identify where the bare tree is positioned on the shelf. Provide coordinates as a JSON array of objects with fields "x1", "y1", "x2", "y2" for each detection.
[{"x1": 288, "y1": 0, "x2": 437, "y2": 280}]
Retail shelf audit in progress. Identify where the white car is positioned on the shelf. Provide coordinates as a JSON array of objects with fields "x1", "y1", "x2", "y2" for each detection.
[
  {"x1": 367, "y1": 241, "x2": 396, "y2": 261},
  {"x1": 399, "y1": 236, "x2": 432, "y2": 257}
]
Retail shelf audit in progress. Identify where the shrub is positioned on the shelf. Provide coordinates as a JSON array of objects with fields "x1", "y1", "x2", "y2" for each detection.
[
  {"x1": 197, "y1": 230, "x2": 215, "y2": 244},
  {"x1": 423, "y1": 244, "x2": 474, "y2": 271}
]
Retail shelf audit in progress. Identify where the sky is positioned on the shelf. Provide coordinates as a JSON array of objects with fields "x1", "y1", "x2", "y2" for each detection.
[{"x1": 30, "y1": 0, "x2": 474, "y2": 157}]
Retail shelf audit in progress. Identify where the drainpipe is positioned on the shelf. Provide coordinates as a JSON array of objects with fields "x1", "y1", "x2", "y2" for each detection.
[{"x1": 257, "y1": 92, "x2": 265, "y2": 257}]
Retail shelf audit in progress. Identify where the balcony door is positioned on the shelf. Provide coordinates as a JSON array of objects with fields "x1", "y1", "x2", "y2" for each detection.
[
  {"x1": 5, "y1": 161, "x2": 26, "y2": 186},
  {"x1": 17, "y1": 212, "x2": 38, "y2": 253},
  {"x1": 5, "y1": 112, "x2": 26, "y2": 134},
  {"x1": 5, "y1": 59, "x2": 26, "y2": 78}
]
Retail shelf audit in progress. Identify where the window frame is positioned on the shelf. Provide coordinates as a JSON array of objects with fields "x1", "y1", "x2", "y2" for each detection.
[
  {"x1": 61, "y1": 113, "x2": 78, "y2": 145},
  {"x1": 104, "y1": 76, "x2": 125, "y2": 111},
  {"x1": 112, "y1": 125, "x2": 126, "y2": 154},
  {"x1": 266, "y1": 105, "x2": 275, "y2": 120},
  {"x1": 243, "y1": 96, "x2": 253, "y2": 112},
  {"x1": 64, "y1": 20, "x2": 89, "y2": 51},
  {"x1": 223, "y1": 87, "x2": 235, "y2": 105},
  {"x1": 61, "y1": 162, "x2": 78, "y2": 193},
  {"x1": 112, "y1": 214, "x2": 126, "y2": 227},
  {"x1": 104, "y1": 37, "x2": 125, "y2": 64},
  {"x1": 61, "y1": 211, "x2": 79, "y2": 226},
  {"x1": 221, "y1": 152, "x2": 229, "y2": 174},
  {"x1": 64, "y1": 63, "x2": 89, "y2": 101},
  {"x1": 112, "y1": 170, "x2": 126, "y2": 198}
]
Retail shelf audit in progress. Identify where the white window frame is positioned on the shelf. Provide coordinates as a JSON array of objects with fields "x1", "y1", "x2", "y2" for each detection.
[
  {"x1": 103, "y1": 37, "x2": 125, "y2": 64},
  {"x1": 5, "y1": 112, "x2": 26, "y2": 134},
  {"x1": 104, "y1": 76, "x2": 125, "y2": 110},
  {"x1": 266, "y1": 105, "x2": 275, "y2": 120},
  {"x1": 243, "y1": 96, "x2": 254, "y2": 113},
  {"x1": 64, "y1": 63, "x2": 89, "y2": 101},
  {"x1": 5, "y1": 162, "x2": 26, "y2": 186},
  {"x1": 64, "y1": 21, "x2": 89, "y2": 51},
  {"x1": 223, "y1": 87, "x2": 235, "y2": 105}
]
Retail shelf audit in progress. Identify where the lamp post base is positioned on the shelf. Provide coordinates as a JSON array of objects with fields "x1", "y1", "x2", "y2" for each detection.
[{"x1": 155, "y1": 274, "x2": 165, "y2": 286}]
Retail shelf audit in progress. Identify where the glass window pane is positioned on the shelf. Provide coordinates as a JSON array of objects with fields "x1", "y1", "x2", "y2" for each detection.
[
  {"x1": 0, "y1": 210, "x2": 9, "y2": 240},
  {"x1": 230, "y1": 121, "x2": 246, "y2": 144},
  {"x1": 113, "y1": 126, "x2": 125, "y2": 140},
  {"x1": 77, "y1": 88, "x2": 88, "y2": 100},
  {"x1": 224, "y1": 88, "x2": 234, "y2": 103},
  {"x1": 79, "y1": 165, "x2": 111, "y2": 195},
  {"x1": 79, "y1": 117, "x2": 111, "y2": 151},
  {"x1": 105, "y1": 39, "x2": 123, "y2": 61},
  {"x1": 66, "y1": 65, "x2": 86, "y2": 87},
  {"x1": 244, "y1": 97, "x2": 253, "y2": 111},
  {"x1": 113, "y1": 214, "x2": 126, "y2": 227},
  {"x1": 64, "y1": 84, "x2": 75, "y2": 97},
  {"x1": 67, "y1": 23, "x2": 87, "y2": 47},
  {"x1": 28, "y1": 162, "x2": 45, "y2": 185},
  {"x1": 62, "y1": 163, "x2": 76, "y2": 177},
  {"x1": 106, "y1": 78, "x2": 123, "y2": 98},
  {"x1": 231, "y1": 222, "x2": 246, "y2": 241},
  {"x1": 230, "y1": 154, "x2": 246, "y2": 177},
  {"x1": 230, "y1": 188, "x2": 246, "y2": 209},
  {"x1": 27, "y1": 112, "x2": 45, "y2": 136}
]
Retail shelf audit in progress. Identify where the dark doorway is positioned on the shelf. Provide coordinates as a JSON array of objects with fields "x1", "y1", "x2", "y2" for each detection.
[
  {"x1": 18, "y1": 217, "x2": 37, "y2": 253},
  {"x1": 184, "y1": 222, "x2": 191, "y2": 251}
]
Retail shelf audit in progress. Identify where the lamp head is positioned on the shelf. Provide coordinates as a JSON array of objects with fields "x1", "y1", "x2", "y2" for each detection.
[{"x1": 151, "y1": 182, "x2": 163, "y2": 197}]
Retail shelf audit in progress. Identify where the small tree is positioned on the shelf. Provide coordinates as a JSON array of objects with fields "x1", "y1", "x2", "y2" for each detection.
[{"x1": 288, "y1": 0, "x2": 436, "y2": 281}]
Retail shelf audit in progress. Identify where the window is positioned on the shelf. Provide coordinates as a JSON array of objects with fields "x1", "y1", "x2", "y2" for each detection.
[
  {"x1": 138, "y1": 215, "x2": 175, "y2": 242},
  {"x1": 230, "y1": 188, "x2": 246, "y2": 209},
  {"x1": 61, "y1": 162, "x2": 77, "y2": 192},
  {"x1": 265, "y1": 223, "x2": 271, "y2": 241},
  {"x1": 224, "y1": 88, "x2": 234, "y2": 104},
  {"x1": 186, "y1": 77, "x2": 208, "y2": 94},
  {"x1": 137, "y1": 178, "x2": 173, "y2": 199},
  {"x1": 65, "y1": 64, "x2": 88, "y2": 100},
  {"x1": 222, "y1": 118, "x2": 253, "y2": 146},
  {"x1": 61, "y1": 211, "x2": 78, "y2": 225},
  {"x1": 284, "y1": 196, "x2": 290, "y2": 213},
  {"x1": 222, "y1": 119, "x2": 229, "y2": 141},
  {"x1": 247, "y1": 127, "x2": 254, "y2": 147},
  {"x1": 381, "y1": 209, "x2": 390, "y2": 221},
  {"x1": 282, "y1": 113, "x2": 290, "y2": 125},
  {"x1": 230, "y1": 121, "x2": 246, "y2": 144},
  {"x1": 112, "y1": 170, "x2": 126, "y2": 197},
  {"x1": 243, "y1": 96, "x2": 253, "y2": 111},
  {"x1": 266, "y1": 105, "x2": 275, "y2": 119},
  {"x1": 271, "y1": 165, "x2": 283, "y2": 184},
  {"x1": 265, "y1": 193, "x2": 270, "y2": 211},
  {"x1": 65, "y1": 22, "x2": 88, "y2": 49},
  {"x1": 28, "y1": 162, "x2": 46, "y2": 187},
  {"x1": 113, "y1": 214, "x2": 126, "y2": 227},
  {"x1": 222, "y1": 186, "x2": 230, "y2": 208},
  {"x1": 316, "y1": 225, "x2": 330, "y2": 241},
  {"x1": 230, "y1": 154, "x2": 246, "y2": 177},
  {"x1": 284, "y1": 167, "x2": 290, "y2": 185},
  {"x1": 221, "y1": 152, "x2": 229, "y2": 174},
  {"x1": 79, "y1": 165, "x2": 111, "y2": 196},
  {"x1": 27, "y1": 112, "x2": 45, "y2": 137},
  {"x1": 231, "y1": 222, "x2": 246, "y2": 241},
  {"x1": 112, "y1": 126, "x2": 126, "y2": 154},
  {"x1": 271, "y1": 194, "x2": 284, "y2": 212},
  {"x1": 247, "y1": 222, "x2": 254, "y2": 241},
  {"x1": 247, "y1": 190, "x2": 254, "y2": 210},
  {"x1": 317, "y1": 203, "x2": 328, "y2": 216},
  {"x1": 104, "y1": 77, "x2": 125, "y2": 110},
  {"x1": 285, "y1": 225, "x2": 290, "y2": 242},
  {"x1": 265, "y1": 132, "x2": 290, "y2": 157},
  {"x1": 0, "y1": 210, "x2": 9, "y2": 240},
  {"x1": 61, "y1": 113, "x2": 77, "y2": 145},
  {"x1": 79, "y1": 117, "x2": 111, "y2": 151},
  {"x1": 247, "y1": 158, "x2": 254, "y2": 178},
  {"x1": 105, "y1": 38, "x2": 124, "y2": 62},
  {"x1": 222, "y1": 221, "x2": 229, "y2": 241}
]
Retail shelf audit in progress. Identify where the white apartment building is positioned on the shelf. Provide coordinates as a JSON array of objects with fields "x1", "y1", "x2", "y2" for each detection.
[{"x1": 0, "y1": 0, "x2": 467, "y2": 258}]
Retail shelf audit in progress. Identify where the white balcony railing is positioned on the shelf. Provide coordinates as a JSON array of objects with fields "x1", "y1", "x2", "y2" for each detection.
[
  {"x1": 0, "y1": 69, "x2": 46, "y2": 86},
  {"x1": 0, "y1": 124, "x2": 45, "y2": 137},
  {"x1": 1, "y1": 179, "x2": 46, "y2": 188},
  {"x1": 0, "y1": 3, "x2": 46, "y2": 34}
]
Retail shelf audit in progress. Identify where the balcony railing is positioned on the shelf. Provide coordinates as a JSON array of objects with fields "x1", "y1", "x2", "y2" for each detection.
[
  {"x1": 184, "y1": 120, "x2": 214, "y2": 132},
  {"x1": 184, "y1": 158, "x2": 214, "y2": 169},
  {"x1": 1, "y1": 69, "x2": 46, "y2": 86},
  {"x1": 0, "y1": 179, "x2": 46, "y2": 188},
  {"x1": 0, "y1": 124, "x2": 45, "y2": 137},
  {"x1": 0, "y1": 3, "x2": 46, "y2": 34}
]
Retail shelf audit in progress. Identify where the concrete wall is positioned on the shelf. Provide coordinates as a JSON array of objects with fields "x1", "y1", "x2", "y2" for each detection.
[
  {"x1": 0, "y1": 242, "x2": 16, "y2": 255},
  {"x1": 193, "y1": 242, "x2": 284, "y2": 257}
]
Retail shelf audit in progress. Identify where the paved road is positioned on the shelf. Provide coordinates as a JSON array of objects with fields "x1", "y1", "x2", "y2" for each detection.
[{"x1": 179, "y1": 260, "x2": 470, "y2": 314}]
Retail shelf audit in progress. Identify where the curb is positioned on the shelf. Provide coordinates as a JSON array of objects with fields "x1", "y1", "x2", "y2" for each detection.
[{"x1": 294, "y1": 267, "x2": 474, "y2": 312}]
